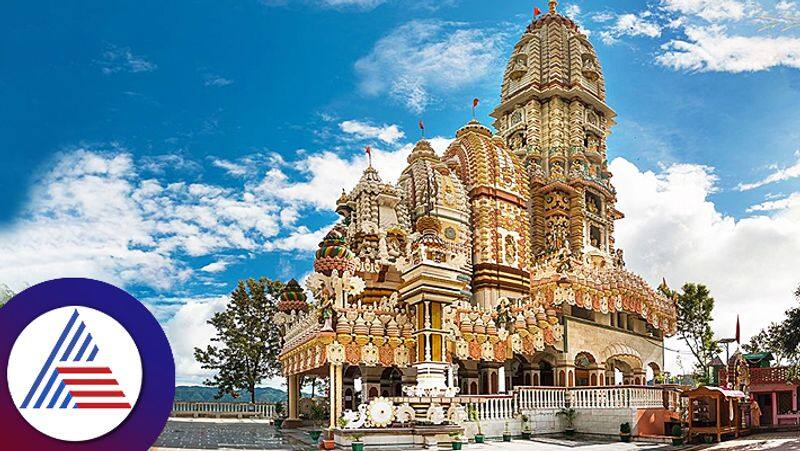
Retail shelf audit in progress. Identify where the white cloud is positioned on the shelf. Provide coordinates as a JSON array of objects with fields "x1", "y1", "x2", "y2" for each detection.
[
  {"x1": 98, "y1": 44, "x2": 156, "y2": 74},
  {"x1": 264, "y1": 225, "x2": 331, "y2": 252},
  {"x1": 657, "y1": 24, "x2": 800, "y2": 72},
  {"x1": 0, "y1": 148, "x2": 295, "y2": 291},
  {"x1": 339, "y1": 120, "x2": 405, "y2": 144},
  {"x1": 564, "y1": 4, "x2": 592, "y2": 36},
  {"x1": 212, "y1": 158, "x2": 249, "y2": 177},
  {"x1": 591, "y1": 11, "x2": 616, "y2": 23},
  {"x1": 599, "y1": 12, "x2": 663, "y2": 44},
  {"x1": 258, "y1": 136, "x2": 453, "y2": 210},
  {"x1": 612, "y1": 157, "x2": 800, "y2": 374},
  {"x1": 160, "y1": 296, "x2": 230, "y2": 385},
  {"x1": 204, "y1": 75, "x2": 234, "y2": 87},
  {"x1": 661, "y1": 0, "x2": 748, "y2": 22},
  {"x1": 737, "y1": 153, "x2": 800, "y2": 190},
  {"x1": 200, "y1": 260, "x2": 231, "y2": 273},
  {"x1": 747, "y1": 191, "x2": 800, "y2": 211},
  {"x1": 355, "y1": 20, "x2": 509, "y2": 112},
  {"x1": 322, "y1": 0, "x2": 385, "y2": 8}
]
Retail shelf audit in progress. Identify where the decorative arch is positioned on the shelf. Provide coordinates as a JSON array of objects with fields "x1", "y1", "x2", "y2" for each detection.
[
  {"x1": 380, "y1": 366, "x2": 404, "y2": 397},
  {"x1": 601, "y1": 343, "x2": 643, "y2": 370},
  {"x1": 646, "y1": 362, "x2": 662, "y2": 385}
]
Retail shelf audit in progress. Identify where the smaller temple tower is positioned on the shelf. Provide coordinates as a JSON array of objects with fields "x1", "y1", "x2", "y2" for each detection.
[{"x1": 398, "y1": 215, "x2": 468, "y2": 396}]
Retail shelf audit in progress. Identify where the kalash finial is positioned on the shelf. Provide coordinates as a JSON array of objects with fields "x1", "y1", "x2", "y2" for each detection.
[{"x1": 549, "y1": 0, "x2": 558, "y2": 14}]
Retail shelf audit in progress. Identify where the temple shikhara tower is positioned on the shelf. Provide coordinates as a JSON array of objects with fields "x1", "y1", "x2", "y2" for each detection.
[{"x1": 275, "y1": 1, "x2": 679, "y2": 443}]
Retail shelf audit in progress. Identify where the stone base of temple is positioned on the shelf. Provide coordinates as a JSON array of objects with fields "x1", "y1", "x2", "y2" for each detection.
[
  {"x1": 333, "y1": 424, "x2": 463, "y2": 448},
  {"x1": 280, "y1": 418, "x2": 304, "y2": 429}
]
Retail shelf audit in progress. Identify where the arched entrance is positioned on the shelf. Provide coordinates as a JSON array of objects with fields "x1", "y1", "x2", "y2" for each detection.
[
  {"x1": 380, "y1": 367, "x2": 404, "y2": 397},
  {"x1": 646, "y1": 362, "x2": 661, "y2": 385},
  {"x1": 530, "y1": 351, "x2": 557, "y2": 387},
  {"x1": 601, "y1": 344, "x2": 644, "y2": 385},
  {"x1": 574, "y1": 352, "x2": 598, "y2": 387}
]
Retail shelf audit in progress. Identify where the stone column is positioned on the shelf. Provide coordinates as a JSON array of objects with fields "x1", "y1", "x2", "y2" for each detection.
[
  {"x1": 329, "y1": 364, "x2": 337, "y2": 429},
  {"x1": 288, "y1": 374, "x2": 298, "y2": 418},
  {"x1": 284, "y1": 374, "x2": 303, "y2": 429},
  {"x1": 634, "y1": 369, "x2": 647, "y2": 385},
  {"x1": 772, "y1": 392, "x2": 778, "y2": 426}
]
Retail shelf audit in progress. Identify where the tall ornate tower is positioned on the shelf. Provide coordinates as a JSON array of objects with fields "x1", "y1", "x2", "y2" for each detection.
[{"x1": 491, "y1": 0, "x2": 620, "y2": 262}]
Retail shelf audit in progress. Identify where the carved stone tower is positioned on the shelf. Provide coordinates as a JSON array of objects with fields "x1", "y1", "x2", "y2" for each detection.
[{"x1": 491, "y1": 0, "x2": 621, "y2": 263}]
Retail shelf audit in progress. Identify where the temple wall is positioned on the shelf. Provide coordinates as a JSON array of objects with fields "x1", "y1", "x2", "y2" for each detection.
[
  {"x1": 566, "y1": 317, "x2": 664, "y2": 369},
  {"x1": 573, "y1": 407, "x2": 638, "y2": 435}
]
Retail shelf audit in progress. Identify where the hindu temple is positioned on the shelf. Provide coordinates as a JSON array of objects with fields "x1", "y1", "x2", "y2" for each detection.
[{"x1": 274, "y1": 0, "x2": 680, "y2": 445}]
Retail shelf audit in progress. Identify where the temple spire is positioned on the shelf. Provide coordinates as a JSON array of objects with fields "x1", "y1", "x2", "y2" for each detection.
[{"x1": 549, "y1": 0, "x2": 557, "y2": 14}]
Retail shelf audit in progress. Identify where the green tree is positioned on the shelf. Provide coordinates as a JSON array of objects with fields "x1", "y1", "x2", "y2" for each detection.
[
  {"x1": 662, "y1": 283, "x2": 720, "y2": 384},
  {"x1": 744, "y1": 322, "x2": 788, "y2": 362},
  {"x1": 746, "y1": 285, "x2": 800, "y2": 378},
  {"x1": 194, "y1": 277, "x2": 284, "y2": 403}
]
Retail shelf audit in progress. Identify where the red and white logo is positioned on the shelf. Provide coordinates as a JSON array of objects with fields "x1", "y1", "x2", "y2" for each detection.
[{"x1": 7, "y1": 306, "x2": 142, "y2": 441}]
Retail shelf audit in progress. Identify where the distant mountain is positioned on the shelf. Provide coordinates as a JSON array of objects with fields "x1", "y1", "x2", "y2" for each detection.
[{"x1": 175, "y1": 386, "x2": 287, "y2": 403}]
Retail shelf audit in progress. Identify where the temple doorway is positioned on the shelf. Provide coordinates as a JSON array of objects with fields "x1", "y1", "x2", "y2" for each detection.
[{"x1": 343, "y1": 365, "x2": 362, "y2": 410}]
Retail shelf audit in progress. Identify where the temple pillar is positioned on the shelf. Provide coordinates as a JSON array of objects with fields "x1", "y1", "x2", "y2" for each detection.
[
  {"x1": 283, "y1": 374, "x2": 303, "y2": 429},
  {"x1": 329, "y1": 364, "x2": 336, "y2": 429},
  {"x1": 498, "y1": 366, "x2": 507, "y2": 393},
  {"x1": 772, "y1": 392, "x2": 778, "y2": 425},
  {"x1": 531, "y1": 369, "x2": 541, "y2": 386},
  {"x1": 606, "y1": 368, "x2": 616, "y2": 385},
  {"x1": 328, "y1": 364, "x2": 344, "y2": 429},
  {"x1": 634, "y1": 369, "x2": 647, "y2": 385}
]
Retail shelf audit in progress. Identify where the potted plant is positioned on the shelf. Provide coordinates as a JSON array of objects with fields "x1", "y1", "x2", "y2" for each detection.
[
  {"x1": 619, "y1": 422, "x2": 631, "y2": 442},
  {"x1": 273, "y1": 402, "x2": 285, "y2": 429},
  {"x1": 502, "y1": 422, "x2": 512, "y2": 442},
  {"x1": 468, "y1": 405, "x2": 484, "y2": 443},
  {"x1": 670, "y1": 424, "x2": 684, "y2": 446},
  {"x1": 348, "y1": 432, "x2": 366, "y2": 451},
  {"x1": 321, "y1": 428, "x2": 336, "y2": 450},
  {"x1": 521, "y1": 414, "x2": 531, "y2": 440},
  {"x1": 449, "y1": 431, "x2": 464, "y2": 450},
  {"x1": 557, "y1": 407, "x2": 577, "y2": 437},
  {"x1": 306, "y1": 401, "x2": 327, "y2": 442}
]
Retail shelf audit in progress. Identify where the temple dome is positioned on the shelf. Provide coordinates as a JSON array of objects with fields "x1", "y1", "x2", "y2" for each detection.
[
  {"x1": 313, "y1": 224, "x2": 356, "y2": 276},
  {"x1": 407, "y1": 139, "x2": 439, "y2": 164},
  {"x1": 498, "y1": 0, "x2": 607, "y2": 108},
  {"x1": 278, "y1": 278, "x2": 309, "y2": 313}
]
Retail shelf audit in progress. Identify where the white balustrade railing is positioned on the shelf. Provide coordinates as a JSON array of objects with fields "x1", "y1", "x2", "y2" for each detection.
[
  {"x1": 515, "y1": 387, "x2": 567, "y2": 411},
  {"x1": 514, "y1": 386, "x2": 666, "y2": 410},
  {"x1": 466, "y1": 395, "x2": 516, "y2": 421},
  {"x1": 171, "y1": 402, "x2": 279, "y2": 418}
]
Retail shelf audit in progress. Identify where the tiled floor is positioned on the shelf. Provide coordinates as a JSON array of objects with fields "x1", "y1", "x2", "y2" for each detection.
[{"x1": 153, "y1": 421, "x2": 799, "y2": 451}]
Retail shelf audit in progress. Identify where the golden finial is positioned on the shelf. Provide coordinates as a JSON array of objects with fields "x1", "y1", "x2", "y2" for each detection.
[{"x1": 549, "y1": 0, "x2": 557, "y2": 14}]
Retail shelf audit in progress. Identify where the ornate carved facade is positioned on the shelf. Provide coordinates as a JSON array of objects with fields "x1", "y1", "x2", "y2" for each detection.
[{"x1": 275, "y1": 0, "x2": 678, "y2": 428}]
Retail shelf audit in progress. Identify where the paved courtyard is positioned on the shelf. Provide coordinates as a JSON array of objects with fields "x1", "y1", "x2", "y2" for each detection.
[{"x1": 153, "y1": 420, "x2": 799, "y2": 451}]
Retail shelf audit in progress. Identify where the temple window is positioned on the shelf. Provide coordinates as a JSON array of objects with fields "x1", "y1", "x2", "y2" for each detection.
[
  {"x1": 511, "y1": 109, "x2": 523, "y2": 126},
  {"x1": 585, "y1": 192, "x2": 602, "y2": 215},
  {"x1": 778, "y1": 391, "x2": 793, "y2": 415},
  {"x1": 589, "y1": 225, "x2": 603, "y2": 250},
  {"x1": 572, "y1": 306, "x2": 593, "y2": 321}
]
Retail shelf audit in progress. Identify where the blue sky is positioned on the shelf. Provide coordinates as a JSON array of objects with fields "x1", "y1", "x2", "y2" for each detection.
[{"x1": 2, "y1": 0, "x2": 800, "y2": 383}]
